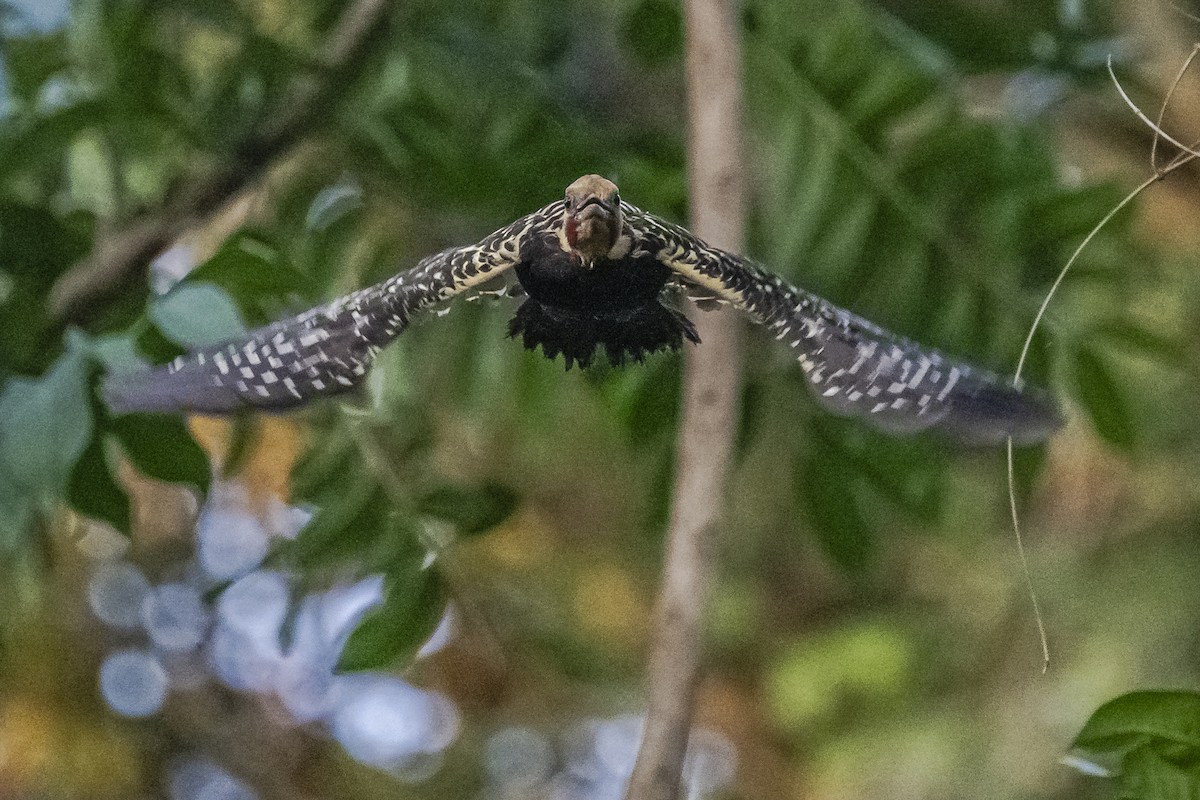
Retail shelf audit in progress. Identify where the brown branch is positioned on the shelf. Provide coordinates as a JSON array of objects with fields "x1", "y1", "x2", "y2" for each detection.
[
  {"x1": 47, "y1": 0, "x2": 392, "y2": 325},
  {"x1": 625, "y1": 0, "x2": 745, "y2": 798}
]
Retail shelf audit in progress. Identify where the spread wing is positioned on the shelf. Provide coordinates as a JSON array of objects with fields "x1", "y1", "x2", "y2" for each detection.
[
  {"x1": 104, "y1": 207, "x2": 556, "y2": 414},
  {"x1": 628, "y1": 205, "x2": 1062, "y2": 445}
]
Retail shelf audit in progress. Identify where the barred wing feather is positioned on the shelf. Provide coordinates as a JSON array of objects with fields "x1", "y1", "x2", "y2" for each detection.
[
  {"x1": 628, "y1": 205, "x2": 1062, "y2": 445},
  {"x1": 103, "y1": 208, "x2": 549, "y2": 414}
]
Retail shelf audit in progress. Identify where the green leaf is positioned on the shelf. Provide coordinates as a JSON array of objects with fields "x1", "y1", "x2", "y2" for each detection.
[
  {"x1": 134, "y1": 323, "x2": 185, "y2": 365},
  {"x1": 90, "y1": 332, "x2": 146, "y2": 373},
  {"x1": 149, "y1": 282, "x2": 247, "y2": 349},
  {"x1": 337, "y1": 567, "x2": 445, "y2": 673},
  {"x1": 417, "y1": 483, "x2": 517, "y2": 536},
  {"x1": 1075, "y1": 691, "x2": 1200, "y2": 757},
  {"x1": 735, "y1": 378, "x2": 767, "y2": 460},
  {"x1": 621, "y1": 0, "x2": 683, "y2": 67},
  {"x1": 823, "y1": 425, "x2": 946, "y2": 526},
  {"x1": 0, "y1": 203, "x2": 93, "y2": 374},
  {"x1": 280, "y1": 474, "x2": 389, "y2": 569},
  {"x1": 304, "y1": 182, "x2": 364, "y2": 234},
  {"x1": 67, "y1": 130, "x2": 119, "y2": 217},
  {"x1": 0, "y1": 464, "x2": 33, "y2": 552},
  {"x1": 1116, "y1": 746, "x2": 1200, "y2": 800},
  {"x1": 188, "y1": 233, "x2": 316, "y2": 326},
  {"x1": 67, "y1": 434, "x2": 131, "y2": 534},
  {"x1": 609, "y1": 358, "x2": 681, "y2": 447},
  {"x1": 1032, "y1": 184, "x2": 1129, "y2": 242},
  {"x1": 0, "y1": 347, "x2": 93, "y2": 499},
  {"x1": 2, "y1": 31, "x2": 70, "y2": 103},
  {"x1": 1010, "y1": 439, "x2": 1048, "y2": 506},
  {"x1": 175, "y1": 0, "x2": 253, "y2": 34},
  {"x1": 1017, "y1": 325, "x2": 1056, "y2": 393},
  {"x1": 798, "y1": 438, "x2": 875, "y2": 572},
  {"x1": 1093, "y1": 321, "x2": 1189, "y2": 368},
  {"x1": 289, "y1": 432, "x2": 359, "y2": 503},
  {"x1": 108, "y1": 414, "x2": 211, "y2": 493},
  {"x1": 0, "y1": 203, "x2": 92, "y2": 281},
  {"x1": 1072, "y1": 346, "x2": 1136, "y2": 453}
]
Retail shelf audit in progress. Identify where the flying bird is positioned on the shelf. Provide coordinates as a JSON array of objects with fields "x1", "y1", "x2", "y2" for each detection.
[{"x1": 104, "y1": 175, "x2": 1062, "y2": 444}]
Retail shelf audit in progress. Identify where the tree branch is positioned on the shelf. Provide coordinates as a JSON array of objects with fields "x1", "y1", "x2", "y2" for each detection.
[
  {"x1": 625, "y1": 1, "x2": 745, "y2": 798},
  {"x1": 47, "y1": 0, "x2": 392, "y2": 325}
]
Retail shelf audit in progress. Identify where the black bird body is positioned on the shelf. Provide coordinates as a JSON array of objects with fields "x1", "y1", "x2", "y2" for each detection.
[
  {"x1": 104, "y1": 175, "x2": 1063, "y2": 445},
  {"x1": 510, "y1": 226, "x2": 697, "y2": 367}
]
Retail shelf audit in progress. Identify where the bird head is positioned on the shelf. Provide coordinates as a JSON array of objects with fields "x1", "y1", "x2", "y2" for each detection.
[{"x1": 563, "y1": 174, "x2": 623, "y2": 265}]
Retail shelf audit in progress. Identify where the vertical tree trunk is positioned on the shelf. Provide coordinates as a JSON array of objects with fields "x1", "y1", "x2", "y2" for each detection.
[{"x1": 624, "y1": 1, "x2": 745, "y2": 798}]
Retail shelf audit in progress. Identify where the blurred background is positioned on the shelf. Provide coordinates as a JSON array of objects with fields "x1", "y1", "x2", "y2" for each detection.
[{"x1": 0, "y1": 0, "x2": 1199, "y2": 798}]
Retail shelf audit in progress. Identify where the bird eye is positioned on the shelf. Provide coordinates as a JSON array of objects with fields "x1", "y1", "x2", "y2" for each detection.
[{"x1": 564, "y1": 196, "x2": 573, "y2": 210}]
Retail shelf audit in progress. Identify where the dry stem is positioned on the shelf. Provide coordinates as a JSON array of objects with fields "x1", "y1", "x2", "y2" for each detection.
[{"x1": 624, "y1": 0, "x2": 745, "y2": 798}]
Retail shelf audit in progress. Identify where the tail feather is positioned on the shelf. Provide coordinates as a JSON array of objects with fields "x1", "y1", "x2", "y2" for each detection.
[{"x1": 508, "y1": 300, "x2": 699, "y2": 369}]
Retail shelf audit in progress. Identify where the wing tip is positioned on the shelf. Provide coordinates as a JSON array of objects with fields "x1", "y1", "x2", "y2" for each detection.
[
  {"x1": 944, "y1": 382, "x2": 1064, "y2": 447},
  {"x1": 102, "y1": 367, "x2": 245, "y2": 415}
]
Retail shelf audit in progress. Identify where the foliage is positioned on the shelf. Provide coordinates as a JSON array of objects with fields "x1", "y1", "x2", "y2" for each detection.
[
  {"x1": 0, "y1": 0, "x2": 1160, "y2": 566},
  {"x1": 1070, "y1": 692, "x2": 1200, "y2": 798}
]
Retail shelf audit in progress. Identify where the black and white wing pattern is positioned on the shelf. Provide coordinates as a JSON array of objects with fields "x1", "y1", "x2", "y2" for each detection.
[
  {"x1": 104, "y1": 206, "x2": 557, "y2": 414},
  {"x1": 626, "y1": 205, "x2": 1062, "y2": 445}
]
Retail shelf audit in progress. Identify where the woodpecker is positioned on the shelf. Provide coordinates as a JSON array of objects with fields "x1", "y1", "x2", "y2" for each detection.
[{"x1": 104, "y1": 174, "x2": 1062, "y2": 444}]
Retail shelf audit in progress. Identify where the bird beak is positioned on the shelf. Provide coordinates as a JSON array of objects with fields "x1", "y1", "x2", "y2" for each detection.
[{"x1": 575, "y1": 196, "x2": 615, "y2": 222}]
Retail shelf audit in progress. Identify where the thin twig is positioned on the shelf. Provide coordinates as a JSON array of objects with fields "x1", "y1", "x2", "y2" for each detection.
[
  {"x1": 1166, "y1": 1, "x2": 1200, "y2": 26},
  {"x1": 1149, "y1": 44, "x2": 1200, "y2": 169},
  {"x1": 624, "y1": 1, "x2": 744, "y2": 798},
  {"x1": 1004, "y1": 439, "x2": 1050, "y2": 672},
  {"x1": 1005, "y1": 165, "x2": 1174, "y2": 675},
  {"x1": 1005, "y1": 45, "x2": 1200, "y2": 672},
  {"x1": 47, "y1": 0, "x2": 391, "y2": 324},
  {"x1": 1106, "y1": 53, "x2": 1200, "y2": 164}
]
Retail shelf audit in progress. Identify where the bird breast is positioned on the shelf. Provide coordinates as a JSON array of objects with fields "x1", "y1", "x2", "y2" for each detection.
[{"x1": 515, "y1": 247, "x2": 671, "y2": 312}]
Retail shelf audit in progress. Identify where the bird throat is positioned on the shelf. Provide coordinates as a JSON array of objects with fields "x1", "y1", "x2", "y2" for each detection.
[{"x1": 566, "y1": 215, "x2": 616, "y2": 265}]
